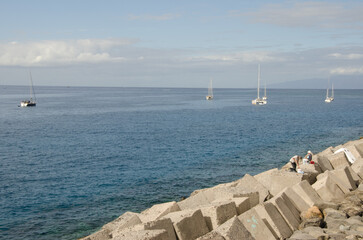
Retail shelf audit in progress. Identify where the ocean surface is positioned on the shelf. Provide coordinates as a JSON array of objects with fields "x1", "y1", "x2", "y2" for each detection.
[{"x1": 0, "y1": 86, "x2": 362, "y2": 240}]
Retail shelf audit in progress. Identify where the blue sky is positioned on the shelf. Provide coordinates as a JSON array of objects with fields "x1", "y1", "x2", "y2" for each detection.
[{"x1": 1, "y1": 0, "x2": 363, "y2": 88}]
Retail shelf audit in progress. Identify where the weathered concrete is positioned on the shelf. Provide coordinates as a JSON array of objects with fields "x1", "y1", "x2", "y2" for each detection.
[
  {"x1": 355, "y1": 141, "x2": 363, "y2": 157},
  {"x1": 212, "y1": 197, "x2": 250, "y2": 215},
  {"x1": 234, "y1": 174, "x2": 271, "y2": 203},
  {"x1": 352, "y1": 157, "x2": 363, "y2": 179},
  {"x1": 312, "y1": 175, "x2": 345, "y2": 202},
  {"x1": 332, "y1": 166, "x2": 357, "y2": 190},
  {"x1": 328, "y1": 151, "x2": 351, "y2": 169},
  {"x1": 139, "y1": 201, "x2": 180, "y2": 223},
  {"x1": 238, "y1": 207, "x2": 278, "y2": 240},
  {"x1": 196, "y1": 231, "x2": 225, "y2": 240},
  {"x1": 255, "y1": 202, "x2": 293, "y2": 239},
  {"x1": 313, "y1": 154, "x2": 334, "y2": 172},
  {"x1": 141, "y1": 218, "x2": 177, "y2": 240},
  {"x1": 281, "y1": 187, "x2": 311, "y2": 213},
  {"x1": 290, "y1": 180, "x2": 323, "y2": 207},
  {"x1": 112, "y1": 229, "x2": 169, "y2": 240},
  {"x1": 80, "y1": 229, "x2": 111, "y2": 240},
  {"x1": 162, "y1": 209, "x2": 209, "y2": 240},
  {"x1": 102, "y1": 211, "x2": 141, "y2": 237},
  {"x1": 268, "y1": 195, "x2": 301, "y2": 231},
  {"x1": 316, "y1": 171, "x2": 351, "y2": 194},
  {"x1": 213, "y1": 216, "x2": 254, "y2": 240},
  {"x1": 199, "y1": 201, "x2": 237, "y2": 231}
]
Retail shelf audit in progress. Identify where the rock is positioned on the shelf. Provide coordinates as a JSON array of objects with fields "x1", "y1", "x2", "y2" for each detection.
[
  {"x1": 300, "y1": 226, "x2": 328, "y2": 239},
  {"x1": 213, "y1": 197, "x2": 250, "y2": 215},
  {"x1": 328, "y1": 151, "x2": 351, "y2": 169},
  {"x1": 323, "y1": 208, "x2": 347, "y2": 220},
  {"x1": 234, "y1": 174, "x2": 271, "y2": 204},
  {"x1": 196, "y1": 231, "x2": 225, "y2": 240},
  {"x1": 298, "y1": 217, "x2": 324, "y2": 229},
  {"x1": 301, "y1": 206, "x2": 323, "y2": 221},
  {"x1": 312, "y1": 175, "x2": 346, "y2": 202}
]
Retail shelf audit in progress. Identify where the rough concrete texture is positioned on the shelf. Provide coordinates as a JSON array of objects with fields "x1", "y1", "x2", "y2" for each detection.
[
  {"x1": 212, "y1": 197, "x2": 250, "y2": 215},
  {"x1": 140, "y1": 218, "x2": 177, "y2": 240},
  {"x1": 238, "y1": 207, "x2": 278, "y2": 240},
  {"x1": 345, "y1": 144, "x2": 363, "y2": 159},
  {"x1": 234, "y1": 174, "x2": 271, "y2": 203},
  {"x1": 80, "y1": 229, "x2": 111, "y2": 240},
  {"x1": 255, "y1": 169, "x2": 305, "y2": 196},
  {"x1": 313, "y1": 154, "x2": 333, "y2": 172},
  {"x1": 112, "y1": 229, "x2": 169, "y2": 240},
  {"x1": 281, "y1": 187, "x2": 311, "y2": 213},
  {"x1": 331, "y1": 166, "x2": 357, "y2": 190},
  {"x1": 139, "y1": 201, "x2": 180, "y2": 223},
  {"x1": 268, "y1": 195, "x2": 301, "y2": 231},
  {"x1": 328, "y1": 151, "x2": 351, "y2": 169},
  {"x1": 352, "y1": 157, "x2": 363, "y2": 179},
  {"x1": 316, "y1": 171, "x2": 351, "y2": 194},
  {"x1": 102, "y1": 211, "x2": 141, "y2": 237},
  {"x1": 355, "y1": 141, "x2": 363, "y2": 157},
  {"x1": 213, "y1": 216, "x2": 254, "y2": 240},
  {"x1": 312, "y1": 175, "x2": 346, "y2": 202},
  {"x1": 199, "y1": 201, "x2": 237, "y2": 231},
  {"x1": 162, "y1": 209, "x2": 209, "y2": 240},
  {"x1": 290, "y1": 180, "x2": 323, "y2": 208},
  {"x1": 195, "y1": 231, "x2": 225, "y2": 240},
  {"x1": 255, "y1": 202, "x2": 293, "y2": 239}
]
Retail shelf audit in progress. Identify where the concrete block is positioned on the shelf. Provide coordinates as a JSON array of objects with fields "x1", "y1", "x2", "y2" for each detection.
[
  {"x1": 255, "y1": 203, "x2": 293, "y2": 239},
  {"x1": 200, "y1": 201, "x2": 237, "y2": 231},
  {"x1": 355, "y1": 142, "x2": 363, "y2": 157},
  {"x1": 214, "y1": 216, "x2": 254, "y2": 240},
  {"x1": 112, "y1": 229, "x2": 169, "y2": 240},
  {"x1": 139, "y1": 201, "x2": 180, "y2": 222},
  {"x1": 328, "y1": 151, "x2": 350, "y2": 169},
  {"x1": 103, "y1": 211, "x2": 142, "y2": 233},
  {"x1": 352, "y1": 157, "x2": 363, "y2": 179},
  {"x1": 238, "y1": 208, "x2": 278, "y2": 240},
  {"x1": 212, "y1": 197, "x2": 250, "y2": 215},
  {"x1": 162, "y1": 209, "x2": 209, "y2": 240},
  {"x1": 255, "y1": 169, "x2": 305, "y2": 196},
  {"x1": 268, "y1": 195, "x2": 301, "y2": 231},
  {"x1": 316, "y1": 171, "x2": 350, "y2": 194},
  {"x1": 346, "y1": 165, "x2": 362, "y2": 184},
  {"x1": 313, "y1": 154, "x2": 333, "y2": 172},
  {"x1": 281, "y1": 187, "x2": 310, "y2": 213},
  {"x1": 196, "y1": 231, "x2": 225, "y2": 240},
  {"x1": 234, "y1": 174, "x2": 271, "y2": 203},
  {"x1": 312, "y1": 175, "x2": 345, "y2": 202},
  {"x1": 290, "y1": 180, "x2": 323, "y2": 207},
  {"x1": 345, "y1": 144, "x2": 362, "y2": 159},
  {"x1": 332, "y1": 166, "x2": 357, "y2": 190},
  {"x1": 177, "y1": 191, "x2": 212, "y2": 210}
]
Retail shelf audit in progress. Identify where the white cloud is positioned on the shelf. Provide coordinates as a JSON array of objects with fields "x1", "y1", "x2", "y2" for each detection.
[
  {"x1": 127, "y1": 13, "x2": 181, "y2": 21},
  {"x1": 233, "y1": 1, "x2": 363, "y2": 29},
  {"x1": 330, "y1": 66, "x2": 363, "y2": 75},
  {"x1": 0, "y1": 39, "x2": 135, "y2": 66},
  {"x1": 189, "y1": 51, "x2": 284, "y2": 63},
  {"x1": 329, "y1": 53, "x2": 363, "y2": 60}
]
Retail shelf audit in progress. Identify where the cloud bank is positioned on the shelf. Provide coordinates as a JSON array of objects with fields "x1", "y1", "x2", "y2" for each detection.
[{"x1": 0, "y1": 39, "x2": 136, "y2": 66}]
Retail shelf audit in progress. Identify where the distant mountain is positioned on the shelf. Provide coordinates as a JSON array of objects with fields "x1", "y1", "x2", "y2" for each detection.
[{"x1": 270, "y1": 76, "x2": 363, "y2": 89}]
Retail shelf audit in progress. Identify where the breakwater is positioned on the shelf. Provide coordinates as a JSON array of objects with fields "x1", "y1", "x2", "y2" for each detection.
[{"x1": 80, "y1": 138, "x2": 363, "y2": 239}]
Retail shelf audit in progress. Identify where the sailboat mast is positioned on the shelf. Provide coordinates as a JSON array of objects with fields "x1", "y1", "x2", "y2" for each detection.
[
  {"x1": 29, "y1": 70, "x2": 36, "y2": 101},
  {"x1": 257, "y1": 64, "x2": 260, "y2": 99},
  {"x1": 332, "y1": 83, "x2": 334, "y2": 98}
]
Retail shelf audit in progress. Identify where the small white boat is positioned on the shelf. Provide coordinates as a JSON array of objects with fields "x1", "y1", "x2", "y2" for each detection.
[
  {"x1": 206, "y1": 79, "x2": 213, "y2": 100},
  {"x1": 252, "y1": 64, "x2": 267, "y2": 105},
  {"x1": 325, "y1": 83, "x2": 334, "y2": 103},
  {"x1": 20, "y1": 71, "x2": 36, "y2": 107}
]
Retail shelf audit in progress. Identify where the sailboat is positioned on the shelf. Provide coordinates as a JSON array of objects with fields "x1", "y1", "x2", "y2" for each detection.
[
  {"x1": 325, "y1": 83, "x2": 334, "y2": 103},
  {"x1": 20, "y1": 71, "x2": 36, "y2": 107},
  {"x1": 252, "y1": 64, "x2": 267, "y2": 105},
  {"x1": 206, "y1": 79, "x2": 213, "y2": 100}
]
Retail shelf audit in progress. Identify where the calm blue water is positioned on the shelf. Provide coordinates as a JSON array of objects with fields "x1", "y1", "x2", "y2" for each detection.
[{"x1": 0, "y1": 86, "x2": 362, "y2": 240}]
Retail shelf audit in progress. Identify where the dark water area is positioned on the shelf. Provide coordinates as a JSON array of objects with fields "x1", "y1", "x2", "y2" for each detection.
[{"x1": 0, "y1": 86, "x2": 362, "y2": 239}]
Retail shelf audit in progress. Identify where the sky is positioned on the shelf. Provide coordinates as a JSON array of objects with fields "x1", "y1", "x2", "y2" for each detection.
[{"x1": 0, "y1": 0, "x2": 363, "y2": 88}]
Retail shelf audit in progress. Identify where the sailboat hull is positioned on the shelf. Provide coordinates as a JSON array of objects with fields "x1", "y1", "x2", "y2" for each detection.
[
  {"x1": 252, "y1": 99, "x2": 267, "y2": 105},
  {"x1": 206, "y1": 95, "x2": 213, "y2": 100},
  {"x1": 20, "y1": 101, "x2": 36, "y2": 107}
]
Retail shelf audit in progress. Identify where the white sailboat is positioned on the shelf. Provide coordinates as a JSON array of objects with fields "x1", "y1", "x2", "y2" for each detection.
[
  {"x1": 262, "y1": 80, "x2": 267, "y2": 101},
  {"x1": 20, "y1": 71, "x2": 36, "y2": 107},
  {"x1": 325, "y1": 83, "x2": 334, "y2": 103},
  {"x1": 252, "y1": 64, "x2": 267, "y2": 105},
  {"x1": 206, "y1": 79, "x2": 213, "y2": 100}
]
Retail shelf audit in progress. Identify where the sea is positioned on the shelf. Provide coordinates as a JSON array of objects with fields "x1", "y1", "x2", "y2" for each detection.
[{"x1": 0, "y1": 86, "x2": 362, "y2": 240}]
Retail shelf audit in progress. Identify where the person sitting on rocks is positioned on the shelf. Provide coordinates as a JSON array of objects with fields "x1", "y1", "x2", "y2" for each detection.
[
  {"x1": 290, "y1": 155, "x2": 300, "y2": 172},
  {"x1": 303, "y1": 150, "x2": 313, "y2": 164}
]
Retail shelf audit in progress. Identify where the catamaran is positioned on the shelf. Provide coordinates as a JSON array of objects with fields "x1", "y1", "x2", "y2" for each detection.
[
  {"x1": 252, "y1": 64, "x2": 267, "y2": 105},
  {"x1": 206, "y1": 79, "x2": 213, "y2": 100},
  {"x1": 325, "y1": 83, "x2": 334, "y2": 103},
  {"x1": 20, "y1": 71, "x2": 36, "y2": 107}
]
